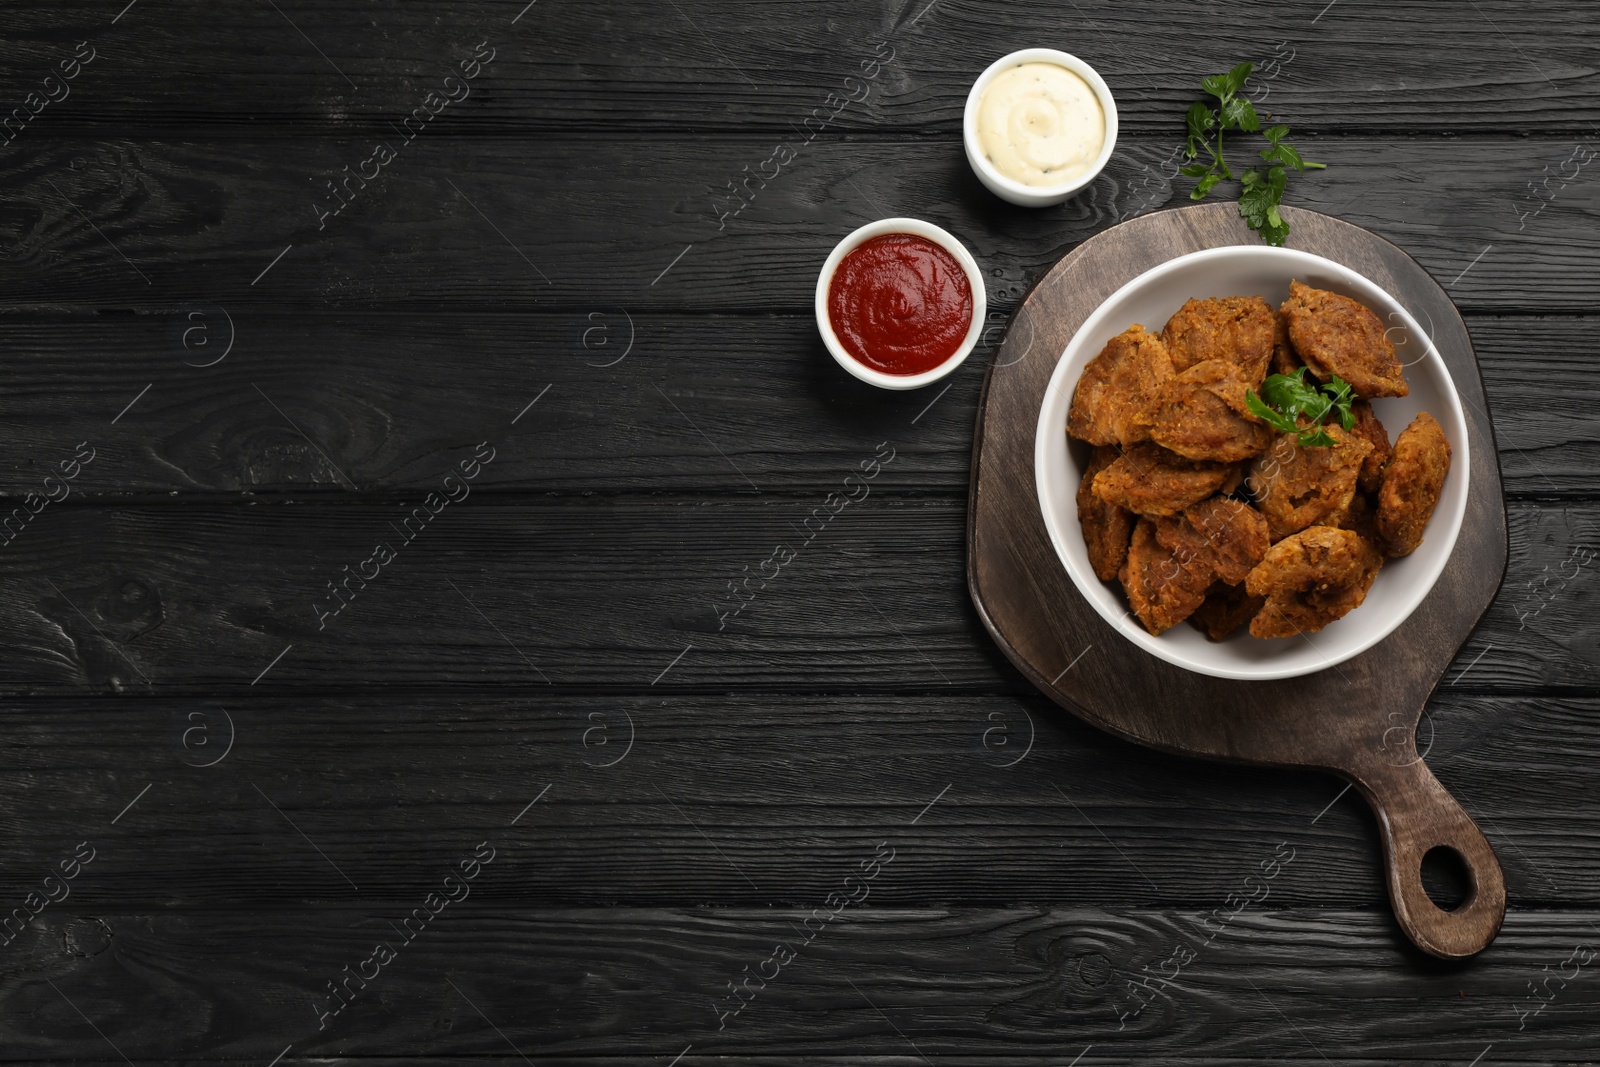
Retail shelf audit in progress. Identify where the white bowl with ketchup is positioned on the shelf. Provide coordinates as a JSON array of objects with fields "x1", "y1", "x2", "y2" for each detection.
[{"x1": 816, "y1": 217, "x2": 987, "y2": 390}]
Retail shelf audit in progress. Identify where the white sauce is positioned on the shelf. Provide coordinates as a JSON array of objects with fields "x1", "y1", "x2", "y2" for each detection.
[{"x1": 977, "y1": 62, "x2": 1106, "y2": 188}]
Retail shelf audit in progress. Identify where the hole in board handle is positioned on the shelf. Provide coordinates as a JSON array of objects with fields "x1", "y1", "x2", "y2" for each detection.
[{"x1": 1421, "y1": 845, "x2": 1473, "y2": 912}]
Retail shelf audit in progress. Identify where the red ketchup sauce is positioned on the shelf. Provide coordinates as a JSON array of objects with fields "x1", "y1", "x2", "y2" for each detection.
[{"x1": 827, "y1": 233, "x2": 974, "y2": 376}]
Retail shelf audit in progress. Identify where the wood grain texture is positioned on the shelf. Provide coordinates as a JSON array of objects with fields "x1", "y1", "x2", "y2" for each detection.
[
  {"x1": 0, "y1": 498, "x2": 1589, "y2": 696},
  {"x1": 2, "y1": 906, "x2": 1598, "y2": 1062},
  {"x1": 0, "y1": 136, "x2": 1591, "y2": 312},
  {"x1": 0, "y1": 0, "x2": 1590, "y2": 1055},
  {"x1": 0, "y1": 692, "x2": 1587, "y2": 909},
  {"x1": 0, "y1": 312, "x2": 1589, "y2": 498},
  {"x1": 968, "y1": 204, "x2": 1509, "y2": 956},
  {"x1": 1, "y1": 0, "x2": 1594, "y2": 133}
]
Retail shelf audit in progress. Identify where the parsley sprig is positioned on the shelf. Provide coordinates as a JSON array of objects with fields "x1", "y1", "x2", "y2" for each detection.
[
  {"x1": 1246, "y1": 368, "x2": 1356, "y2": 448},
  {"x1": 1182, "y1": 61, "x2": 1326, "y2": 245}
]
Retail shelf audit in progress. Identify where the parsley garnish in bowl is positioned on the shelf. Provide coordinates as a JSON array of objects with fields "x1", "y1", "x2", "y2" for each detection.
[{"x1": 1246, "y1": 367, "x2": 1356, "y2": 447}]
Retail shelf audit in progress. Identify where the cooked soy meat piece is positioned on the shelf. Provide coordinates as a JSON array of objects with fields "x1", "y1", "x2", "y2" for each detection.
[
  {"x1": 1244, "y1": 525, "x2": 1382, "y2": 638},
  {"x1": 1188, "y1": 581, "x2": 1267, "y2": 641},
  {"x1": 1068, "y1": 325, "x2": 1175, "y2": 446},
  {"x1": 1161, "y1": 295, "x2": 1275, "y2": 384},
  {"x1": 1119, "y1": 518, "x2": 1214, "y2": 636},
  {"x1": 1078, "y1": 446, "x2": 1135, "y2": 581},
  {"x1": 1348, "y1": 398, "x2": 1393, "y2": 493},
  {"x1": 1247, "y1": 426, "x2": 1374, "y2": 541},
  {"x1": 1247, "y1": 526, "x2": 1364, "y2": 599},
  {"x1": 1270, "y1": 308, "x2": 1304, "y2": 377},
  {"x1": 1279, "y1": 279, "x2": 1408, "y2": 398},
  {"x1": 1093, "y1": 442, "x2": 1235, "y2": 518},
  {"x1": 1303, "y1": 530, "x2": 1384, "y2": 626},
  {"x1": 1146, "y1": 359, "x2": 1274, "y2": 463},
  {"x1": 1377, "y1": 411, "x2": 1452, "y2": 557},
  {"x1": 1154, "y1": 497, "x2": 1270, "y2": 585}
]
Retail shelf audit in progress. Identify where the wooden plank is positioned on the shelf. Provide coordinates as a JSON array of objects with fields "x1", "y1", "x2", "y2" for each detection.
[
  {"x1": 0, "y1": 499, "x2": 1586, "y2": 695},
  {"x1": 0, "y1": 690, "x2": 1585, "y2": 907},
  {"x1": 2, "y1": 0, "x2": 1594, "y2": 133},
  {"x1": 0, "y1": 136, "x2": 1592, "y2": 312},
  {"x1": 0, "y1": 312, "x2": 1587, "y2": 499},
  {"x1": 1475, "y1": 316, "x2": 1600, "y2": 498},
  {"x1": 4, "y1": 905, "x2": 1598, "y2": 1061}
]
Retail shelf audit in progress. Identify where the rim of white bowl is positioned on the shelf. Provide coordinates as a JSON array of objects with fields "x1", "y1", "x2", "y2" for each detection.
[
  {"x1": 1032, "y1": 244, "x2": 1470, "y2": 681},
  {"x1": 815, "y1": 217, "x2": 988, "y2": 391},
  {"x1": 963, "y1": 48, "x2": 1120, "y2": 201}
]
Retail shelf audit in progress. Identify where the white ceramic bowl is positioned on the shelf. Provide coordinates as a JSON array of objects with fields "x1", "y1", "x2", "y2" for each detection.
[
  {"x1": 963, "y1": 48, "x2": 1119, "y2": 208},
  {"x1": 1034, "y1": 245, "x2": 1469, "y2": 680},
  {"x1": 815, "y1": 217, "x2": 987, "y2": 391}
]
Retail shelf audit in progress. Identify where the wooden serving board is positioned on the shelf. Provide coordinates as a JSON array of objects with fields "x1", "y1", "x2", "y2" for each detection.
[{"x1": 967, "y1": 203, "x2": 1510, "y2": 959}]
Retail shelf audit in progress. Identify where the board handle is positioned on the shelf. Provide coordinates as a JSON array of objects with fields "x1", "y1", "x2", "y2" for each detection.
[{"x1": 1345, "y1": 750, "x2": 1506, "y2": 959}]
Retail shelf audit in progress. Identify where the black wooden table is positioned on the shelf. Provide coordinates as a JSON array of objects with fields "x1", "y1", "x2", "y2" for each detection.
[{"x1": 0, "y1": 1, "x2": 1596, "y2": 1063}]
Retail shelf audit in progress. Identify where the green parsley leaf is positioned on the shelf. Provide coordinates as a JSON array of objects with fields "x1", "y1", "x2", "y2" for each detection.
[
  {"x1": 1237, "y1": 166, "x2": 1289, "y2": 244},
  {"x1": 1238, "y1": 166, "x2": 1283, "y2": 224},
  {"x1": 1298, "y1": 386, "x2": 1334, "y2": 424},
  {"x1": 1203, "y1": 61, "x2": 1253, "y2": 100},
  {"x1": 1246, "y1": 390, "x2": 1300, "y2": 435},
  {"x1": 1186, "y1": 101, "x2": 1216, "y2": 139},
  {"x1": 1324, "y1": 375, "x2": 1357, "y2": 430},
  {"x1": 1225, "y1": 61, "x2": 1254, "y2": 94},
  {"x1": 1258, "y1": 367, "x2": 1312, "y2": 411},
  {"x1": 1257, "y1": 213, "x2": 1289, "y2": 247},
  {"x1": 1265, "y1": 141, "x2": 1325, "y2": 173},
  {"x1": 1222, "y1": 96, "x2": 1260, "y2": 132}
]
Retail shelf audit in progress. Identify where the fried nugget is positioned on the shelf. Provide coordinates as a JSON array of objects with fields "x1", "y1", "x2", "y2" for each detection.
[
  {"x1": 1068, "y1": 325, "x2": 1175, "y2": 446},
  {"x1": 1146, "y1": 359, "x2": 1275, "y2": 463},
  {"x1": 1279, "y1": 280, "x2": 1408, "y2": 399},
  {"x1": 1247, "y1": 426, "x2": 1374, "y2": 541},
  {"x1": 1376, "y1": 411, "x2": 1452, "y2": 557},
  {"x1": 1188, "y1": 581, "x2": 1266, "y2": 641},
  {"x1": 1078, "y1": 446, "x2": 1135, "y2": 581},
  {"x1": 1310, "y1": 531, "x2": 1385, "y2": 625},
  {"x1": 1161, "y1": 295, "x2": 1275, "y2": 384},
  {"x1": 1154, "y1": 497, "x2": 1270, "y2": 585},
  {"x1": 1119, "y1": 518, "x2": 1213, "y2": 635},
  {"x1": 1348, "y1": 398, "x2": 1393, "y2": 493},
  {"x1": 1270, "y1": 308, "x2": 1304, "y2": 377},
  {"x1": 1093, "y1": 442, "x2": 1235, "y2": 518},
  {"x1": 1245, "y1": 525, "x2": 1382, "y2": 638}
]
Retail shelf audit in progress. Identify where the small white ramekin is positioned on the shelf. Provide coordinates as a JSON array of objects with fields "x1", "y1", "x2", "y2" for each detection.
[
  {"x1": 963, "y1": 48, "x2": 1119, "y2": 208},
  {"x1": 814, "y1": 217, "x2": 987, "y2": 391}
]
